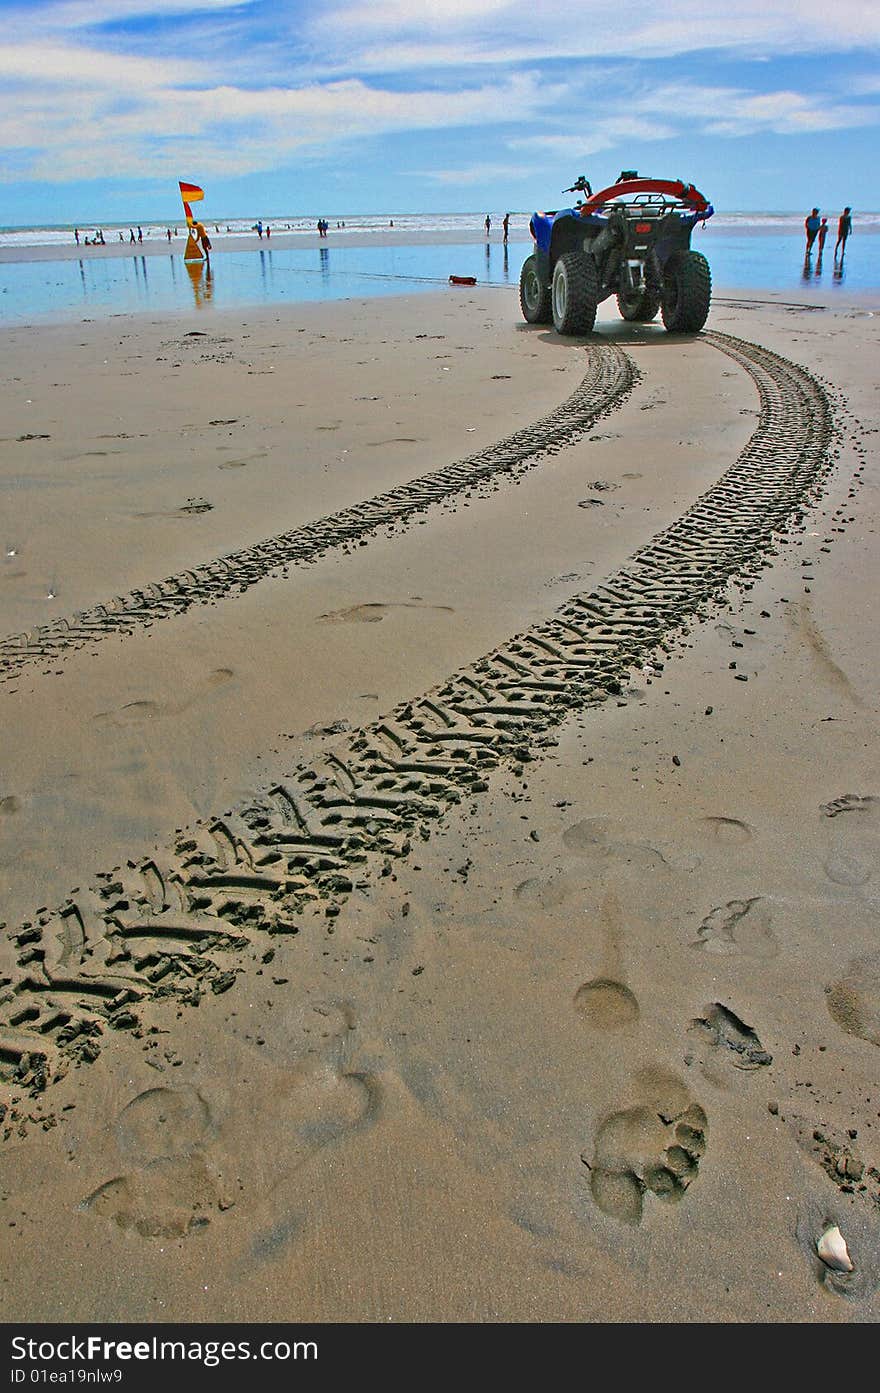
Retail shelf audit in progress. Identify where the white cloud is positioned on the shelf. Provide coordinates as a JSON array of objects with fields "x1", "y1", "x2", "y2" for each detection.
[
  {"x1": 630, "y1": 82, "x2": 880, "y2": 137},
  {"x1": 1, "y1": 65, "x2": 567, "y2": 181},
  {"x1": 0, "y1": 40, "x2": 204, "y2": 86},
  {"x1": 313, "y1": 0, "x2": 880, "y2": 68},
  {"x1": 2, "y1": 1, "x2": 879, "y2": 190}
]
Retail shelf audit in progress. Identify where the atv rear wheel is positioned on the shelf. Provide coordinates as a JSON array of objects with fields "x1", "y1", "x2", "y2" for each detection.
[
  {"x1": 519, "y1": 254, "x2": 551, "y2": 324},
  {"x1": 551, "y1": 251, "x2": 599, "y2": 335},
  {"x1": 661, "y1": 250, "x2": 711, "y2": 332},
  {"x1": 617, "y1": 286, "x2": 661, "y2": 322}
]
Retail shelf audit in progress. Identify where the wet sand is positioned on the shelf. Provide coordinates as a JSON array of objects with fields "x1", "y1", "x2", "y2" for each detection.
[{"x1": 1, "y1": 280, "x2": 879, "y2": 1322}]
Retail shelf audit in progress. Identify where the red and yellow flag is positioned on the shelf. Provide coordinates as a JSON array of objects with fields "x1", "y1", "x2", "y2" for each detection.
[{"x1": 179, "y1": 180, "x2": 206, "y2": 259}]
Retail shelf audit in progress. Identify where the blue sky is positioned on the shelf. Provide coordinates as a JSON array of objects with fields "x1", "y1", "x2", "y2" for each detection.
[{"x1": 2, "y1": 0, "x2": 879, "y2": 224}]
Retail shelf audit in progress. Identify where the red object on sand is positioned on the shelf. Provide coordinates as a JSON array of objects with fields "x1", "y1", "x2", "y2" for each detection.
[{"x1": 449, "y1": 275, "x2": 477, "y2": 285}]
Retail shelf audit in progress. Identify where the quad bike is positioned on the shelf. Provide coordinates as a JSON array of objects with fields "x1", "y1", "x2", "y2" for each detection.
[{"x1": 520, "y1": 171, "x2": 714, "y2": 335}]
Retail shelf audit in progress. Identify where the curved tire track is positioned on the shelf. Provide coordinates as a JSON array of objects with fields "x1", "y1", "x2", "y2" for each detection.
[
  {"x1": 0, "y1": 344, "x2": 635, "y2": 685},
  {"x1": 0, "y1": 332, "x2": 834, "y2": 1108}
]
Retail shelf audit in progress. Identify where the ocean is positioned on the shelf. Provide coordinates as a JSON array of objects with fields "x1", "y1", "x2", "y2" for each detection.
[{"x1": 0, "y1": 212, "x2": 876, "y2": 324}]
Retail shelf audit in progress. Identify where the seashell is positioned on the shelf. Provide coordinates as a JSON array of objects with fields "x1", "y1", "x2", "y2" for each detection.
[{"x1": 817, "y1": 1224, "x2": 854, "y2": 1273}]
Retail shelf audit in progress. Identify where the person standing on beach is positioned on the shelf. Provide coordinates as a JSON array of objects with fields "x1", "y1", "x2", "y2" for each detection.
[
  {"x1": 485, "y1": 214, "x2": 491, "y2": 238},
  {"x1": 74, "y1": 228, "x2": 79, "y2": 246},
  {"x1": 137, "y1": 226, "x2": 143, "y2": 243},
  {"x1": 817, "y1": 218, "x2": 828, "y2": 255},
  {"x1": 804, "y1": 207, "x2": 820, "y2": 253},
  {"x1": 835, "y1": 207, "x2": 852, "y2": 260},
  {"x1": 502, "y1": 213, "x2": 509, "y2": 243}
]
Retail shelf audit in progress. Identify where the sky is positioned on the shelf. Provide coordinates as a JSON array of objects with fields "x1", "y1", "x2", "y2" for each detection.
[{"x1": 2, "y1": 0, "x2": 880, "y2": 224}]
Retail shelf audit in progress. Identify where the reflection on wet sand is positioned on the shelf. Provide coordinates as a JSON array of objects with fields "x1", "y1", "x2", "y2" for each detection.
[{"x1": 186, "y1": 259, "x2": 213, "y2": 308}]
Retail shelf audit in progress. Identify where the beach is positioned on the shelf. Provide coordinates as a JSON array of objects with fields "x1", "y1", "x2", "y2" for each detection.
[{"x1": 1, "y1": 263, "x2": 879, "y2": 1323}]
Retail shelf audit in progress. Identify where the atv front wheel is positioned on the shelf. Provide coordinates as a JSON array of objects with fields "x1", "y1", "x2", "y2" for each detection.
[
  {"x1": 661, "y1": 250, "x2": 711, "y2": 332},
  {"x1": 519, "y1": 254, "x2": 551, "y2": 324},
  {"x1": 617, "y1": 286, "x2": 661, "y2": 322},
  {"x1": 551, "y1": 252, "x2": 599, "y2": 335}
]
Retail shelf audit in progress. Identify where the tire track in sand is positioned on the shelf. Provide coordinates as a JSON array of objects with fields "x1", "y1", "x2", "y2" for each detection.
[
  {"x1": 0, "y1": 332, "x2": 834, "y2": 1116},
  {"x1": 0, "y1": 344, "x2": 636, "y2": 686}
]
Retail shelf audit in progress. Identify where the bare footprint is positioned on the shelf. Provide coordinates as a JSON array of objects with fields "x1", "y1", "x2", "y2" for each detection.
[
  {"x1": 83, "y1": 1153, "x2": 223, "y2": 1238},
  {"x1": 699, "y1": 815, "x2": 753, "y2": 845},
  {"x1": 691, "y1": 897, "x2": 777, "y2": 958},
  {"x1": 114, "y1": 1084, "x2": 213, "y2": 1161},
  {"x1": 513, "y1": 874, "x2": 578, "y2": 909},
  {"x1": 317, "y1": 601, "x2": 453, "y2": 625},
  {"x1": 574, "y1": 890, "x2": 640, "y2": 1029},
  {"x1": 562, "y1": 820, "x2": 678, "y2": 876},
  {"x1": 823, "y1": 849, "x2": 873, "y2": 887},
  {"x1": 821, "y1": 794, "x2": 880, "y2": 824},
  {"x1": 82, "y1": 1083, "x2": 222, "y2": 1238},
  {"x1": 583, "y1": 1069, "x2": 708, "y2": 1226},
  {"x1": 688, "y1": 1003, "x2": 772, "y2": 1072},
  {"x1": 574, "y1": 979, "x2": 639, "y2": 1029},
  {"x1": 825, "y1": 955, "x2": 880, "y2": 1046}
]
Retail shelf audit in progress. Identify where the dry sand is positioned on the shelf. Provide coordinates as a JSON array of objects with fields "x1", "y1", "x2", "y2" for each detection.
[{"x1": 1, "y1": 278, "x2": 879, "y2": 1323}]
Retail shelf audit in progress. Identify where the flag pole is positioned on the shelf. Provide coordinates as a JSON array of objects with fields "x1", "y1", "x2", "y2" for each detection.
[{"x1": 179, "y1": 181, "x2": 205, "y2": 261}]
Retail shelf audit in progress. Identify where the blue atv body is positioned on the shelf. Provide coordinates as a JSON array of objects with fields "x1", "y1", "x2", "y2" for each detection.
[{"x1": 520, "y1": 173, "x2": 714, "y2": 335}]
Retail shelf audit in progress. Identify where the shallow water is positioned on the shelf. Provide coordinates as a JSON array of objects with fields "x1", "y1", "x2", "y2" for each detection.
[{"x1": 0, "y1": 232, "x2": 874, "y2": 326}]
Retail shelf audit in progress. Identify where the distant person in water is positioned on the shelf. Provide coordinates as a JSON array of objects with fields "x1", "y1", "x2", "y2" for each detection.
[
  {"x1": 485, "y1": 214, "x2": 491, "y2": 238},
  {"x1": 835, "y1": 207, "x2": 852, "y2": 260},
  {"x1": 129, "y1": 228, "x2": 135, "y2": 243},
  {"x1": 166, "y1": 227, "x2": 172, "y2": 242},
  {"x1": 137, "y1": 226, "x2": 143, "y2": 243},
  {"x1": 804, "y1": 207, "x2": 820, "y2": 253},
  {"x1": 817, "y1": 217, "x2": 828, "y2": 254},
  {"x1": 266, "y1": 225, "x2": 271, "y2": 238},
  {"x1": 74, "y1": 228, "x2": 79, "y2": 246}
]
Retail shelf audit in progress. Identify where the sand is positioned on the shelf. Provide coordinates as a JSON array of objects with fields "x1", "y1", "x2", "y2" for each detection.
[{"x1": 1, "y1": 274, "x2": 879, "y2": 1323}]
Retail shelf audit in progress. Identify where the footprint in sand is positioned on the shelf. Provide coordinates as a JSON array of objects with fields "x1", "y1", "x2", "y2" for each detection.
[
  {"x1": 133, "y1": 496, "x2": 213, "y2": 518},
  {"x1": 562, "y1": 819, "x2": 690, "y2": 876},
  {"x1": 92, "y1": 668, "x2": 235, "y2": 726},
  {"x1": 513, "y1": 874, "x2": 579, "y2": 910},
  {"x1": 317, "y1": 601, "x2": 453, "y2": 625},
  {"x1": 573, "y1": 890, "x2": 640, "y2": 1030},
  {"x1": 83, "y1": 1154, "x2": 223, "y2": 1238},
  {"x1": 819, "y1": 794, "x2": 879, "y2": 887},
  {"x1": 825, "y1": 954, "x2": 880, "y2": 1047},
  {"x1": 574, "y1": 979, "x2": 639, "y2": 1029},
  {"x1": 82, "y1": 1084, "x2": 224, "y2": 1238},
  {"x1": 83, "y1": 1006, "x2": 381, "y2": 1245},
  {"x1": 583, "y1": 1067, "x2": 708, "y2": 1226},
  {"x1": 114, "y1": 1084, "x2": 213, "y2": 1160},
  {"x1": 0, "y1": 795, "x2": 20, "y2": 815},
  {"x1": 823, "y1": 849, "x2": 872, "y2": 886},
  {"x1": 691, "y1": 897, "x2": 777, "y2": 958},
  {"x1": 687, "y1": 1003, "x2": 772, "y2": 1074},
  {"x1": 698, "y1": 815, "x2": 754, "y2": 846},
  {"x1": 217, "y1": 450, "x2": 268, "y2": 470},
  {"x1": 820, "y1": 794, "x2": 880, "y2": 824}
]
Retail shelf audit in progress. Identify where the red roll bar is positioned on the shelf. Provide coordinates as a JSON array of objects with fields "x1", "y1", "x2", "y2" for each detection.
[{"x1": 578, "y1": 177, "x2": 710, "y2": 217}]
